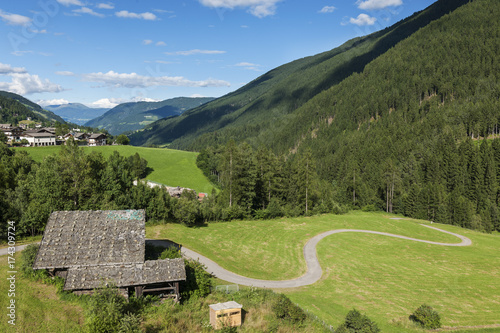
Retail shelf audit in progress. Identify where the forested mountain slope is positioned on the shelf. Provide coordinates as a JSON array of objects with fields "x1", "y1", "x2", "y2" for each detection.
[
  {"x1": 129, "y1": 0, "x2": 470, "y2": 148},
  {"x1": 0, "y1": 91, "x2": 66, "y2": 124},
  {"x1": 86, "y1": 97, "x2": 214, "y2": 135},
  {"x1": 270, "y1": 0, "x2": 499, "y2": 230}
]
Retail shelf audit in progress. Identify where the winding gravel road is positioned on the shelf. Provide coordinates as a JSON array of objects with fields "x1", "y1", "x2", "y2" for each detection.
[
  {"x1": 151, "y1": 224, "x2": 472, "y2": 289},
  {"x1": 2, "y1": 224, "x2": 471, "y2": 289}
]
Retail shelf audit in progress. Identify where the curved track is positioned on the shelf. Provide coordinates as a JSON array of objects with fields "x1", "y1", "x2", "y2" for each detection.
[{"x1": 150, "y1": 224, "x2": 472, "y2": 289}]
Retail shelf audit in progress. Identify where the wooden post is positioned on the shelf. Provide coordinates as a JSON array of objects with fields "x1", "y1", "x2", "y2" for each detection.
[{"x1": 135, "y1": 286, "x2": 143, "y2": 297}]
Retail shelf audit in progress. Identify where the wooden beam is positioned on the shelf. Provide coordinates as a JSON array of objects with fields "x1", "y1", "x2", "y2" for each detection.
[
  {"x1": 142, "y1": 287, "x2": 175, "y2": 293},
  {"x1": 135, "y1": 286, "x2": 143, "y2": 297}
]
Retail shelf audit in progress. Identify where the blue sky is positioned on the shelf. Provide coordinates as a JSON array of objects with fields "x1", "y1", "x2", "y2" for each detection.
[{"x1": 0, "y1": 0, "x2": 435, "y2": 108}]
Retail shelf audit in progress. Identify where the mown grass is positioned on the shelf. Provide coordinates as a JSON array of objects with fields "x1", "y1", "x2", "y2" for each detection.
[
  {"x1": 0, "y1": 235, "x2": 42, "y2": 249},
  {"x1": 14, "y1": 145, "x2": 214, "y2": 194},
  {"x1": 0, "y1": 253, "x2": 84, "y2": 332},
  {"x1": 147, "y1": 212, "x2": 461, "y2": 281},
  {"x1": 146, "y1": 211, "x2": 500, "y2": 332}
]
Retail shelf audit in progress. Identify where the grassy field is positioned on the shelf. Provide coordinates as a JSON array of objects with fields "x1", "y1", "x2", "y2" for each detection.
[
  {"x1": 15, "y1": 145, "x2": 214, "y2": 194},
  {"x1": 147, "y1": 211, "x2": 500, "y2": 332},
  {"x1": 0, "y1": 253, "x2": 84, "y2": 333}
]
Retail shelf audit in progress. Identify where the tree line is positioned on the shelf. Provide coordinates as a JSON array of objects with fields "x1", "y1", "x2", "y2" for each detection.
[{"x1": 0, "y1": 140, "x2": 199, "y2": 237}]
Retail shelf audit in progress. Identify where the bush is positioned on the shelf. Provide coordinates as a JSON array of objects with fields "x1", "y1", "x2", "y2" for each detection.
[
  {"x1": 20, "y1": 244, "x2": 39, "y2": 278},
  {"x1": 361, "y1": 204, "x2": 379, "y2": 212},
  {"x1": 272, "y1": 293, "x2": 306, "y2": 325},
  {"x1": 85, "y1": 286, "x2": 144, "y2": 333},
  {"x1": 335, "y1": 309, "x2": 380, "y2": 333},
  {"x1": 410, "y1": 304, "x2": 441, "y2": 329},
  {"x1": 159, "y1": 246, "x2": 182, "y2": 259},
  {"x1": 182, "y1": 259, "x2": 213, "y2": 299}
]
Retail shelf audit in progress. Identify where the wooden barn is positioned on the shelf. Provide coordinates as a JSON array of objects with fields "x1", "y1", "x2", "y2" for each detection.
[{"x1": 33, "y1": 209, "x2": 186, "y2": 300}]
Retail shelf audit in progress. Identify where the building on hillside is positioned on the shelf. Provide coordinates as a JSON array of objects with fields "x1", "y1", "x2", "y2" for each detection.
[
  {"x1": 40, "y1": 127, "x2": 56, "y2": 134},
  {"x1": 88, "y1": 133, "x2": 107, "y2": 146},
  {"x1": 33, "y1": 209, "x2": 186, "y2": 300},
  {"x1": 74, "y1": 132, "x2": 89, "y2": 141},
  {"x1": 0, "y1": 123, "x2": 11, "y2": 128},
  {"x1": 0, "y1": 126, "x2": 23, "y2": 142},
  {"x1": 22, "y1": 131, "x2": 56, "y2": 146}
]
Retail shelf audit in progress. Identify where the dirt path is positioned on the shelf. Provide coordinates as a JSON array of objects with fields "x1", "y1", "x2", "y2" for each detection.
[{"x1": 154, "y1": 224, "x2": 472, "y2": 289}]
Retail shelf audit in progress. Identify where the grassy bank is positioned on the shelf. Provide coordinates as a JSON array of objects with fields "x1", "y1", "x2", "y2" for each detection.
[
  {"x1": 0, "y1": 253, "x2": 84, "y2": 332},
  {"x1": 15, "y1": 145, "x2": 214, "y2": 194},
  {"x1": 146, "y1": 211, "x2": 500, "y2": 332}
]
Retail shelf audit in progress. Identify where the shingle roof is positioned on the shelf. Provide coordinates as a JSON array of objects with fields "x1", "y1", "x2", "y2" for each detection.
[
  {"x1": 24, "y1": 132, "x2": 56, "y2": 137},
  {"x1": 89, "y1": 133, "x2": 106, "y2": 139},
  {"x1": 63, "y1": 258, "x2": 186, "y2": 290},
  {"x1": 33, "y1": 210, "x2": 145, "y2": 270}
]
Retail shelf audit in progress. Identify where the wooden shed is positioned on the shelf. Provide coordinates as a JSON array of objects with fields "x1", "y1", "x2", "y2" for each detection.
[
  {"x1": 209, "y1": 301, "x2": 243, "y2": 330},
  {"x1": 33, "y1": 210, "x2": 186, "y2": 300}
]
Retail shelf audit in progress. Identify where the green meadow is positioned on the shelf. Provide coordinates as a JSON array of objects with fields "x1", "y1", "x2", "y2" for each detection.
[
  {"x1": 0, "y1": 254, "x2": 84, "y2": 333},
  {"x1": 147, "y1": 211, "x2": 500, "y2": 332},
  {"x1": 15, "y1": 145, "x2": 214, "y2": 194}
]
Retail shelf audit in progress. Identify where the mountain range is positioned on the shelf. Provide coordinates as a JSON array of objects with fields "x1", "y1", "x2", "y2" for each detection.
[
  {"x1": 128, "y1": 0, "x2": 474, "y2": 150},
  {"x1": 44, "y1": 103, "x2": 110, "y2": 126},
  {"x1": 85, "y1": 97, "x2": 215, "y2": 135}
]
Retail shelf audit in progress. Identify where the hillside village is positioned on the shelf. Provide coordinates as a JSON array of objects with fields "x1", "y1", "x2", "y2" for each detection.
[{"x1": 0, "y1": 123, "x2": 107, "y2": 147}]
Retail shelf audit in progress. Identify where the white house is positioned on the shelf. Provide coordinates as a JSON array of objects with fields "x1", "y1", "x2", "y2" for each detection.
[
  {"x1": 22, "y1": 132, "x2": 56, "y2": 147},
  {"x1": 88, "y1": 133, "x2": 106, "y2": 146}
]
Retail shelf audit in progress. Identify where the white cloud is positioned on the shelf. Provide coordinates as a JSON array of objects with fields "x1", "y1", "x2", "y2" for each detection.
[
  {"x1": 11, "y1": 50, "x2": 34, "y2": 56},
  {"x1": 0, "y1": 10, "x2": 32, "y2": 26},
  {"x1": 82, "y1": 70, "x2": 230, "y2": 88},
  {"x1": 156, "y1": 41, "x2": 166, "y2": 46},
  {"x1": 89, "y1": 98, "x2": 121, "y2": 108},
  {"x1": 350, "y1": 13, "x2": 377, "y2": 26},
  {"x1": 356, "y1": 0, "x2": 403, "y2": 10},
  {"x1": 143, "y1": 39, "x2": 153, "y2": 45},
  {"x1": 115, "y1": 10, "x2": 157, "y2": 20},
  {"x1": 154, "y1": 9, "x2": 174, "y2": 14},
  {"x1": 319, "y1": 6, "x2": 336, "y2": 14},
  {"x1": 198, "y1": 0, "x2": 282, "y2": 18},
  {"x1": 190, "y1": 94, "x2": 207, "y2": 98},
  {"x1": 165, "y1": 49, "x2": 226, "y2": 56},
  {"x1": 0, "y1": 63, "x2": 27, "y2": 74},
  {"x1": 30, "y1": 29, "x2": 48, "y2": 34},
  {"x1": 37, "y1": 99, "x2": 70, "y2": 106},
  {"x1": 97, "y1": 3, "x2": 114, "y2": 9},
  {"x1": 57, "y1": 0, "x2": 84, "y2": 6},
  {"x1": 55, "y1": 71, "x2": 75, "y2": 76},
  {"x1": 72, "y1": 7, "x2": 105, "y2": 18},
  {"x1": 89, "y1": 96, "x2": 160, "y2": 108},
  {"x1": 234, "y1": 62, "x2": 262, "y2": 71},
  {"x1": 0, "y1": 73, "x2": 64, "y2": 95}
]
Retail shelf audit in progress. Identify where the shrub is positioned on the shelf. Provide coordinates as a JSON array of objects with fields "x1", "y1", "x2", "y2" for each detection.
[
  {"x1": 361, "y1": 204, "x2": 379, "y2": 212},
  {"x1": 182, "y1": 259, "x2": 213, "y2": 299},
  {"x1": 335, "y1": 309, "x2": 380, "y2": 333},
  {"x1": 271, "y1": 293, "x2": 306, "y2": 325},
  {"x1": 410, "y1": 304, "x2": 441, "y2": 329},
  {"x1": 85, "y1": 286, "x2": 127, "y2": 332},
  {"x1": 159, "y1": 246, "x2": 182, "y2": 259},
  {"x1": 20, "y1": 244, "x2": 39, "y2": 278},
  {"x1": 85, "y1": 285, "x2": 147, "y2": 333}
]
